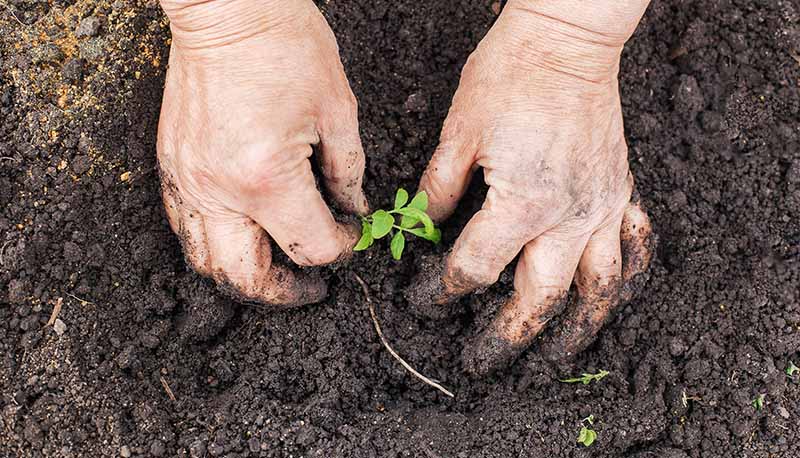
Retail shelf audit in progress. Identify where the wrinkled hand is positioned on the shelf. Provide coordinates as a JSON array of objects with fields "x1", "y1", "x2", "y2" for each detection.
[
  {"x1": 409, "y1": 0, "x2": 654, "y2": 376},
  {"x1": 158, "y1": 0, "x2": 367, "y2": 306}
]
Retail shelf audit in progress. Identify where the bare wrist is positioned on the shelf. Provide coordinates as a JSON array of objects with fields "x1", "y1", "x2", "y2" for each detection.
[
  {"x1": 161, "y1": 0, "x2": 309, "y2": 50},
  {"x1": 499, "y1": 0, "x2": 650, "y2": 82},
  {"x1": 504, "y1": 0, "x2": 650, "y2": 43}
]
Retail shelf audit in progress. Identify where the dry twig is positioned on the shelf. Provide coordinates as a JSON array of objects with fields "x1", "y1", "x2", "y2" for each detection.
[
  {"x1": 353, "y1": 273, "x2": 454, "y2": 398},
  {"x1": 46, "y1": 297, "x2": 63, "y2": 326},
  {"x1": 160, "y1": 376, "x2": 177, "y2": 402}
]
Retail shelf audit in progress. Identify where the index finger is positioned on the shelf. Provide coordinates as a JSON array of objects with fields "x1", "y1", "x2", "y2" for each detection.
[{"x1": 405, "y1": 192, "x2": 535, "y2": 317}]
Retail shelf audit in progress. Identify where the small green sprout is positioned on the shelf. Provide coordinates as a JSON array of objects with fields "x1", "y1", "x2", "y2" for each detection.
[
  {"x1": 560, "y1": 370, "x2": 609, "y2": 385},
  {"x1": 786, "y1": 361, "x2": 799, "y2": 377},
  {"x1": 353, "y1": 188, "x2": 441, "y2": 260},
  {"x1": 577, "y1": 415, "x2": 597, "y2": 447},
  {"x1": 752, "y1": 394, "x2": 765, "y2": 411}
]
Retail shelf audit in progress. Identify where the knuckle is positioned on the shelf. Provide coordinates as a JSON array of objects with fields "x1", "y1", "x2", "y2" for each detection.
[
  {"x1": 420, "y1": 170, "x2": 450, "y2": 203},
  {"x1": 235, "y1": 142, "x2": 291, "y2": 192}
]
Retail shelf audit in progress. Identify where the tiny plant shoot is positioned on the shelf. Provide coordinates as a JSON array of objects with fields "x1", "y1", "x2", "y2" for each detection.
[
  {"x1": 353, "y1": 188, "x2": 441, "y2": 260},
  {"x1": 752, "y1": 394, "x2": 765, "y2": 411},
  {"x1": 577, "y1": 415, "x2": 597, "y2": 447},
  {"x1": 786, "y1": 361, "x2": 799, "y2": 377},
  {"x1": 561, "y1": 370, "x2": 609, "y2": 385}
]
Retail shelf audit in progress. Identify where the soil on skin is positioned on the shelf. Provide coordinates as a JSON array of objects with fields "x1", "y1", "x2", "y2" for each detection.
[{"x1": 1, "y1": 0, "x2": 799, "y2": 457}]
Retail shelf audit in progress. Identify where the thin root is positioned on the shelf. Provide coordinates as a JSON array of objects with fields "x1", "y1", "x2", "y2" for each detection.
[
  {"x1": 67, "y1": 293, "x2": 94, "y2": 305},
  {"x1": 353, "y1": 273, "x2": 454, "y2": 398},
  {"x1": 2, "y1": 5, "x2": 24, "y2": 27},
  {"x1": 0, "y1": 240, "x2": 10, "y2": 266}
]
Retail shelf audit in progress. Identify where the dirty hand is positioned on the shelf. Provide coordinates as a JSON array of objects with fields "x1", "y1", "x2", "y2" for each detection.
[
  {"x1": 158, "y1": 0, "x2": 367, "y2": 306},
  {"x1": 409, "y1": 0, "x2": 654, "y2": 376}
]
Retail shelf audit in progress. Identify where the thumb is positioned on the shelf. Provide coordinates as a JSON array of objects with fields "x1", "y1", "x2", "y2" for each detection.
[{"x1": 418, "y1": 124, "x2": 477, "y2": 222}]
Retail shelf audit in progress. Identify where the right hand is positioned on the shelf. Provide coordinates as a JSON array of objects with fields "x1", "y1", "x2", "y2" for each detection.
[
  {"x1": 409, "y1": 0, "x2": 654, "y2": 375},
  {"x1": 158, "y1": 0, "x2": 368, "y2": 306}
]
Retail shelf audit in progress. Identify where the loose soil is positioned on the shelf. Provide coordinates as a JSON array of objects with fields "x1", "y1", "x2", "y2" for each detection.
[{"x1": 1, "y1": 0, "x2": 799, "y2": 457}]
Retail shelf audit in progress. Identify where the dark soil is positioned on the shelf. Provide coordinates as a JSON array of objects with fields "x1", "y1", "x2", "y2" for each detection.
[{"x1": 2, "y1": 0, "x2": 799, "y2": 457}]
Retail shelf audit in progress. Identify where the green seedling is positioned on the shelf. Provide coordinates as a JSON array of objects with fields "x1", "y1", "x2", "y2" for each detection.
[
  {"x1": 786, "y1": 361, "x2": 799, "y2": 377},
  {"x1": 752, "y1": 394, "x2": 765, "y2": 411},
  {"x1": 353, "y1": 188, "x2": 441, "y2": 260},
  {"x1": 577, "y1": 415, "x2": 597, "y2": 447},
  {"x1": 560, "y1": 370, "x2": 609, "y2": 385}
]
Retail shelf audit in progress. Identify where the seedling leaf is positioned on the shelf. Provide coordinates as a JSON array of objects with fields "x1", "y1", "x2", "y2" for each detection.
[
  {"x1": 560, "y1": 370, "x2": 609, "y2": 385},
  {"x1": 371, "y1": 210, "x2": 394, "y2": 239},
  {"x1": 352, "y1": 188, "x2": 440, "y2": 260},
  {"x1": 395, "y1": 207, "x2": 435, "y2": 235},
  {"x1": 400, "y1": 214, "x2": 418, "y2": 229},
  {"x1": 576, "y1": 414, "x2": 597, "y2": 447},
  {"x1": 408, "y1": 191, "x2": 429, "y2": 212},
  {"x1": 752, "y1": 394, "x2": 765, "y2": 411},
  {"x1": 394, "y1": 188, "x2": 409, "y2": 210},
  {"x1": 409, "y1": 227, "x2": 442, "y2": 243},
  {"x1": 353, "y1": 221, "x2": 373, "y2": 251},
  {"x1": 390, "y1": 232, "x2": 406, "y2": 260},
  {"x1": 577, "y1": 426, "x2": 596, "y2": 447},
  {"x1": 786, "y1": 361, "x2": 799, "y2": 377}
]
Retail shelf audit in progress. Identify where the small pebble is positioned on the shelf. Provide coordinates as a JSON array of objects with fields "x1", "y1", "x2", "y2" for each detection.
[
  {"x1": 403, "y1": 92, "x2": 428, "y2": 113},
  {"x1": 189, "y1": 440, "x2": 206, "y2": 458},
  {"x1": 119, "y1": 445, "x2": 131, "y2": 457},
  {"x1": 140, "y1": 333, "x2": 160, "y2": 349},
  {"x1": 62, "y1": 59, "x2": 85, "y2": 83},
  {"x1": 53, "y1": 319, "x2": 66, "y2": 336},
  {"x1": 207, "y1": 442, "x2": 224, "y2": 456},
  {"x1": 150, "y1": 439, "x2": 165, "y2": 457},
  {"x1": 31, "y1": 43, "x2": 64, "y2": 64},
  {"x1": 248, "y1": 437, "x2": 260, "y2": 453},
  {"x1": 75, "y1": 16, "x2": 101, "y2": 38}
]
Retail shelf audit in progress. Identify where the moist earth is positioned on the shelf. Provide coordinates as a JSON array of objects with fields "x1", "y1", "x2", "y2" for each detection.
[{"x1": 1, "y1": 0, "x2": 799, "y2": 457}]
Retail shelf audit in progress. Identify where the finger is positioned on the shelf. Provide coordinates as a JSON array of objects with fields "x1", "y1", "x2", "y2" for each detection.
[
  {"x1": 462, "y1": 232, "x2": 588, "y2": 377},
  {"x1": 540, "y1": 217, "x2": 623, "y2": 361},
  {"x1": 249, "y1": 151, "x2": 360, "y2": 267},
  {"x1": 204, "y1": 215, "x2": 327, "y2": 307},
  {"x1": 418, "y1": 121, "x2": 477, "y2": 222},
  {"x1": 162, "y1": 182, "x2": 211, "y2": 276},
  {"x1": 318, "y1": 97, "x2": 369, "y2": 215},
  {"x1": 620, "y1": 195, "x2": 655, "y2": 303},
  {"x1": 405, "y1": 198, "x2": 532, "y2": 315},
  {"x1": 160, "y1": 179, "x2": 181, "y2": 235}
]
